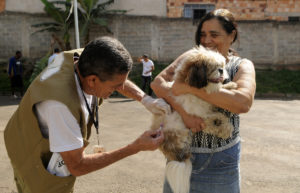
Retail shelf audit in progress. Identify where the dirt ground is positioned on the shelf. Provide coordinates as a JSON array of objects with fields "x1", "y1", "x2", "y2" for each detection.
[{"x1": 0, "y1": 96, "x2": 299, "y2": 193}]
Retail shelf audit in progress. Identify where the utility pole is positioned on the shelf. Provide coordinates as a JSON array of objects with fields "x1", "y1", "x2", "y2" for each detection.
[{"x1": 74, "y1": 0, "x2": 80, "y2": 48}]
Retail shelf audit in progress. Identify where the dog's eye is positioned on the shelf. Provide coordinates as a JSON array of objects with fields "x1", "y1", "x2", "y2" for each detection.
[{"x1": 218, "y1": 69, "x2": 223, "y2": 74}]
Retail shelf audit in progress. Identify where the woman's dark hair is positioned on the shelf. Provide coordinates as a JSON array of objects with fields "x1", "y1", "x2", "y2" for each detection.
[
  {"x1": 78, "y1": 36, "x2": 132, "y2": 82},
  {"x1": 195, "y1": 9, "x2": 238, "y2": 46}
]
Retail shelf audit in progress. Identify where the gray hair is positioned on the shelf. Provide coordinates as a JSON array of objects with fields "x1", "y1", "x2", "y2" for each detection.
[{"x1": 78, "y1": 36, "x2": 132, "y2": 81}]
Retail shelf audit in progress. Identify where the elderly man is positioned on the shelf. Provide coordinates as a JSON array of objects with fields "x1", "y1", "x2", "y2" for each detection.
[{"x1": 4, "y1": 37, "x2": 170, "y2": 193}]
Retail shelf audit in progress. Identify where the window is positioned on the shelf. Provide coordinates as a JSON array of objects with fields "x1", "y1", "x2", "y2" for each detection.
[
  {"x1": 183, "y1": 4, "x2": 215, "y2": 20},
  {"x1": 193, "y1": 9, "x2": 207, "y2": 20},
  {"x1": 288, "y1": 17, "x2": 300, "y2": 22}
]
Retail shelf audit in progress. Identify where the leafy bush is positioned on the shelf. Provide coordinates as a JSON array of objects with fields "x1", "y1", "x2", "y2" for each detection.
[{"x1": 0, "y1": 67, "x2": 10, "y2": 94}]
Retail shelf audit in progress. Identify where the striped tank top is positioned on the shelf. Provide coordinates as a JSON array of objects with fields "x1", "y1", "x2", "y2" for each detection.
[{"x1": 191, "y1": 55, "x2": 245, "y2": 153}]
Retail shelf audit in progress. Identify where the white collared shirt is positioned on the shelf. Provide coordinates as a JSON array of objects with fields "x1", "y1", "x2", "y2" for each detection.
[
  {"x1": 141, "y1": 59, "x2": 154, "y2": 76},
  {"x1": 35, "y1": 73, "x2": 93, "y2": 153}
]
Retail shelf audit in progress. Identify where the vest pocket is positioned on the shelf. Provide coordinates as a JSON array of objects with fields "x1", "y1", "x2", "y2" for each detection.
[{"x1": 22, "y1": 150, "x2": 76, "y2": 193}]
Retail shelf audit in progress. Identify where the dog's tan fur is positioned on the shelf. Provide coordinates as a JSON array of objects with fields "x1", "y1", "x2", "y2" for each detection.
[{"x1": 151, "y1": 46, "x2": 237, "y2": 193}]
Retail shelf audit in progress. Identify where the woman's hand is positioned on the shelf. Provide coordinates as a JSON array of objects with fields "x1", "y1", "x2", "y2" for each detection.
[
  {"x1": 170, "y1": 82, "x2": 205, "y2": 132},
  {"x1": 180, "y1": 110, "x2": 205, "y2": 133}
]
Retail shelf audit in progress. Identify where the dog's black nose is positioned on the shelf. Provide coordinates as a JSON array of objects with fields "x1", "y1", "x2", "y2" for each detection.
[{"x1": 218, "y1": 68, "x2": 223, "y2": 74}]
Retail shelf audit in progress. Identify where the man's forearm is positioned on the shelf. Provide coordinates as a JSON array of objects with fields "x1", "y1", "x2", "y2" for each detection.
[
  {"x1": 63, "y1": 143, "x2": 139, "y2": 176},
  {"x1": 63, "y1": 129, "x2": 164, "y2": 176},
  {"x1": 117, "y1": 80, "x2": 145, "y2": 101}
]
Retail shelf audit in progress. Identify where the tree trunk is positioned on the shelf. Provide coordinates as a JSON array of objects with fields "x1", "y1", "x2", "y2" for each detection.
[
  {"x1": 51, "y1": 33, "x2": 66, "y2": 51},
  {"x1": 84, "y1": 27, "x2": 90, "y2": 47}
]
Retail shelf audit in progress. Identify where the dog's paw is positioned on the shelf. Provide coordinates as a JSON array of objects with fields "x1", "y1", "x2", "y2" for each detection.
[{"x1": 222, "y1": 82, "x2": 237, "y2": 90}]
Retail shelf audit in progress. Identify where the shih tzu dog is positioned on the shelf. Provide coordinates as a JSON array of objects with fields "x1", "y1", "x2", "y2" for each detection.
[{"x1": 151, "y1": 46, "x2": 237, "y2": 193}]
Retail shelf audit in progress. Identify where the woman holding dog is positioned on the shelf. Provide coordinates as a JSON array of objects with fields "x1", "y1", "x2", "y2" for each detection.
[{"x1": 151, "y1": 9, "x2": 256, "y2": 193}]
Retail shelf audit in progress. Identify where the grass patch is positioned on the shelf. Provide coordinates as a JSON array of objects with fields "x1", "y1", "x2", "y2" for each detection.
[
  {"x1": 256, "y1": 69, "x2": 300, "y2": 94},
  {"x1": 1, "y1": 61, "x2": 300, "y2": 96},
  {"x1": 129, "y1": 64, "x2": 300, "y2": 95}
]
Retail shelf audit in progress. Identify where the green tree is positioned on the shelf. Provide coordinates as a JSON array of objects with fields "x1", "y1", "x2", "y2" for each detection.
[
  {"x1": 78, "y1": 0, "x2": 126, "y2": 45},
  {"x1": 32, "y1": 0, "x2": 74, "y2": 51},
  {"x1": 29, "y1": 0, "x2": 74, "y2": 86}
]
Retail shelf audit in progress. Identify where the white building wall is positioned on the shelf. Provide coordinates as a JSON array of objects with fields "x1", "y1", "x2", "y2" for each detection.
[
  {"x1": 6, "y1": 0, "x2": 44, "y2": 13},
  {"x1": 5, "y1": 0, "x2": 166, "y2": 16}
]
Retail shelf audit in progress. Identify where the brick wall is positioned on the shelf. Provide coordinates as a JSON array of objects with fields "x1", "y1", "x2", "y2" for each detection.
[
  {"x1": 0, "y1": 12, "x2": 53, "y2": 62},
  {"x1": 167, "y1": 0, "x2": 300, "y2": 21},
  {"x1": 0, "y1": 0, "x2": 5, "y2": 13},
  {"x1": 0, "y1": 12, "x2": 300, "y2": 68},
  {"x1": 90, "y1": 16, "x2": 195, "y2": 62},
  {"x1": 236, "y1": 21, "x2": 300, "y2": 66}
]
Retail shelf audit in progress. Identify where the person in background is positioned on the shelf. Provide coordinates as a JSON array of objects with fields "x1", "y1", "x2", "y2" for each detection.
[
  {"x1": 48, "y1": 48, "x2": 60, "y2": 66},
  {"x1": 8, "y1": 51, "x2": 23, "y2": 98},
  {"x1": 73, "y1": 52, "x2": 80, "y2": 63},
  {"x1": 151, "y1": 9, "x2": 256, "y2": 193},
  {"x1": 138, "y1": 54, "x2": 154, "y2": 96}
]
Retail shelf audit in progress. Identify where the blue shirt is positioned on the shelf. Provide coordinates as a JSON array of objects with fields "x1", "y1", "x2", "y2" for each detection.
[{"x1": 8, "y1": 57, "x2": 22, "y2": 76}]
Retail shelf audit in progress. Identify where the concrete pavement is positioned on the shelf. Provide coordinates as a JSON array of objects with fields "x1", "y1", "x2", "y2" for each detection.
[{"x1": 0, "y1": 96, "x2": 299, "y2": 193}]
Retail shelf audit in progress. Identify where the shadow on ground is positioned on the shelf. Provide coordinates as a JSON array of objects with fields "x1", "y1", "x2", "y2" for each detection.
[{"x1": 0, "y1": 96, "x2": 21, "y2": 106}]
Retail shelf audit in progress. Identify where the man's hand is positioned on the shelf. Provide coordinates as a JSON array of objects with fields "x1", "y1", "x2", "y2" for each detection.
[
  {"x1": 141, "y1": 95, "x2": 171, "y2": 115},
  {"x1": 131, "y1": 129, "x2": 164, "y2": 152}
]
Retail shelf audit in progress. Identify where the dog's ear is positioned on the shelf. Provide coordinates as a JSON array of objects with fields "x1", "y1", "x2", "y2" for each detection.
[{"x1": 185, "y1": 64, "x2": 208, "y2": 88}]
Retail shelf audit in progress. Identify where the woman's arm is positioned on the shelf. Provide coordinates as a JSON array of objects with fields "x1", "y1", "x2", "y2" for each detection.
[
  {"x1": 172, "y1": 59, "x2": 256, "y2": 114},
  {"x1": 151, "y1": 50, "x2": 205, "y2": 132}
]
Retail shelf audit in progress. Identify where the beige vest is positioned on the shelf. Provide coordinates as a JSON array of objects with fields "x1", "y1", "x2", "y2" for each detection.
[{"x1": 4, "y1": 49, "x2": 99, "y2": 193}]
